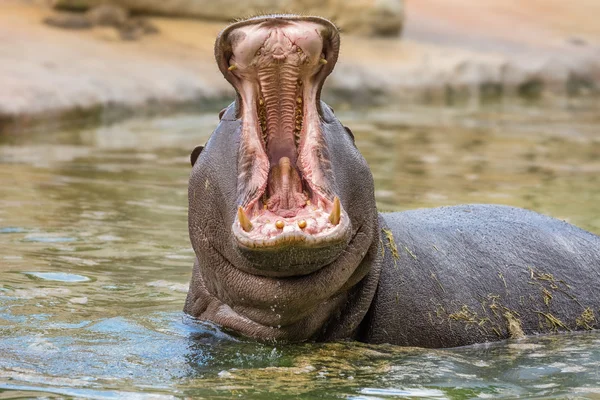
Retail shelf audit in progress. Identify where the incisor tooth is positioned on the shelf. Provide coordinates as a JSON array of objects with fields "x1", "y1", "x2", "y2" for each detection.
[
  {"x1": 228, "y1": 64, "x2": 237, "y2": 71},
  {"x1": 319, "y1": 58, "x2": 328, "y2": 65},
  {"x1": 329, "y1": 197, "x2": 341, "y2": 225},
  {"x1": 237, "y1": 206, "x2": 252, "y2": 232}
]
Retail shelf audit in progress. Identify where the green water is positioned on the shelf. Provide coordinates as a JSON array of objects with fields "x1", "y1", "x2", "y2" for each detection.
[{"x1": 1, "y1": 101, "x2": 600, "y2": 399}]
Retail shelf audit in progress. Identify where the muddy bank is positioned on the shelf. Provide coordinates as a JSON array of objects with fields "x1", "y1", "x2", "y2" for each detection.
[{"x1": 1, "y1": 0, "x2": 600, "y2": 134}]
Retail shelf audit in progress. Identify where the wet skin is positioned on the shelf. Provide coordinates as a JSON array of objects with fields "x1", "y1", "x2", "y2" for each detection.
[{"x1": 184, "y1": 15, "x2": 600, "y2": 347}]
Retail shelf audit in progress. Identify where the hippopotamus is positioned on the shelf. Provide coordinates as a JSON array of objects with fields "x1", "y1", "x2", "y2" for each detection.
[{"x1": 184, "y1": 15, "x2": 600, "y2": 348}]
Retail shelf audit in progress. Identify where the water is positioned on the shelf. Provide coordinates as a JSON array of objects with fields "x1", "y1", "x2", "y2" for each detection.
[{"x1": 1, "y1": 100, "x2": 600, "y2": 399}]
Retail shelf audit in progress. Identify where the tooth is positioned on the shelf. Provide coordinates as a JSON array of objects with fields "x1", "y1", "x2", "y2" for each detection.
[
  {"x1": 298, "y1": 220, "x2": 307, "y2": 229},
  {"x1": 228, "y1": 64, "x2": 237, "y2": 71},
  {"x1": 319, "y1": 58, "x2": 327, "y2": 65},
  {"x1": 237, "y1": 206, "x2": 253, "y2": 232},
  {"x1": 275, "y1": 220, "x2": 285, "y2": 229},
  {"x1": 329, "y1": 197, "x2": 341, "y2": 225}
]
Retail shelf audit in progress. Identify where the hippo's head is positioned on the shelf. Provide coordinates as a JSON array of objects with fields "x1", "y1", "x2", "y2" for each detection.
[{"x1": 186, "y1": 15, "x2": 381, "y2": 341}]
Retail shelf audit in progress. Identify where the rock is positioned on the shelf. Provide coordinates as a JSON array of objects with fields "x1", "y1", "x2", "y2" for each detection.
[
  {"x1": 85, "y1": 3, "x2": 129, "y2": 26},
  {"x1": 44, "y1": 4, "x2": 159, "y2": 41},
  {"x1": 50, "y1": 0, "x2": 405, "y2": 37},
  {"x1": 44, "y1": 12, "x2": 92, "y2": 29},
  {"x1": 321, "y1": 0, "x2": 404, "y2": 37}
]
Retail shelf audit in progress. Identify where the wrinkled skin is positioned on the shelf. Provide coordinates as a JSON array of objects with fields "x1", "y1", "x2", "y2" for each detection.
[{"x1": 185, "y1": 15, "x2": 600, "y2": 347}]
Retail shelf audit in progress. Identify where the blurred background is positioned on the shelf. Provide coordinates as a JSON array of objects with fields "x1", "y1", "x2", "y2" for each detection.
[
  {"x1": 1, "y1": 0, "x2": 600, "y2": 132},
  {"x1": 1, "y1": 1, "x2": 600, "y2": 398}
]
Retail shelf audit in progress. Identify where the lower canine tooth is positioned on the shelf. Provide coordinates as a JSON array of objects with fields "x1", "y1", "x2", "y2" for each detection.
[
  {"x1": 237, "y1": 206, "x2": 253, "y2": 232},
  {"x1": 329, "y1": 197, "x2": 341, "y2": 225}
]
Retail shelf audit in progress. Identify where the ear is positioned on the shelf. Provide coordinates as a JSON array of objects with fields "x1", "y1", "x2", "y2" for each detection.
[
  {"x1": 190, "y1": 145, "x2": 204, "y2": 167},
  {"x1": 344, "y1": 126, "x2": 355, "y2": 143}
]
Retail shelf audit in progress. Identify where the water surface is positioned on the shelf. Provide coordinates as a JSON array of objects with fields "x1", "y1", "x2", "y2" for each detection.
[{"x1": 1, "y1": 101, "x2": 600, "y2": 399}]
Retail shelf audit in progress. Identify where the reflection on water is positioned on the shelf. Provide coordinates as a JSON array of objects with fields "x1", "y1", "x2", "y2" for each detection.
[{"x1": 1, "y1": 101, "x2": 600, "y2": 398}]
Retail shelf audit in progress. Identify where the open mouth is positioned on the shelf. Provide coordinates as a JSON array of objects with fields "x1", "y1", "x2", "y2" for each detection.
[{"x1": 218, "y1": 17, "x2": 350, "y2": 249}]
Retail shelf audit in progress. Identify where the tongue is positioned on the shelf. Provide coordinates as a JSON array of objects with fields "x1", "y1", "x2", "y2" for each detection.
[{"x1": 266, "y1": 157, "x2": 307, "y2": 217}]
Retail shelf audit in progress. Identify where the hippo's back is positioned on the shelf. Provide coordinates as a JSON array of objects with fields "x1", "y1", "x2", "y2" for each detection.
[{"x1": 362, "y1": 204, "x2": 600, "y2": 348}]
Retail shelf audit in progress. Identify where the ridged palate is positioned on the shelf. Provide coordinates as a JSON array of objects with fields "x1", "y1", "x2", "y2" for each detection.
[{"x1": 258, "y1": 62, "x2": 301, "y2": 164}]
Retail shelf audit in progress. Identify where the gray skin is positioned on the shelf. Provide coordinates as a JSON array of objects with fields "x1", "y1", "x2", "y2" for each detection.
[{"x1": 185, "y1": 15, "x2": 600, "y2": 348}]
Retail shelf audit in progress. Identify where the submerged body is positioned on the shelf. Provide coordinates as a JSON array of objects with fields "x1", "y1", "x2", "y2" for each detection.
[{"x1": 184, "y1": 15, "x2": 600, "y2": 347}]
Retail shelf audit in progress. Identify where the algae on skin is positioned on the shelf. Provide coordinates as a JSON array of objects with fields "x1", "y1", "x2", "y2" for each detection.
[
  {"x1": 430, "y1": 272, "x2": 445, "y2": 293},
  {"x1": 382, "y1": 228, "x2": 399, "y2": 266},
  {"x1": 528, "y1": 266, "x2": 582, "y2": 307},
  {"x1": 487, "y1": 294, "x2": 503, "y2": 318},
  {"x1": 449, "y1": 305, "x2": 478, "y2": 324},
  {"x1": 503, "y1": 311, "x2": 525, "y2": 339},
  {"x1": 542, "y1": 287, "x2": 553, "y2": 306},
  {"x1": 497, "y1": 272, "x2": 507, "y2": 290},
  {"x1": 447, "y1": 304, "x2": 492, "y2": 335},
  {"x1": 576, "y1": 307, "x2": 596, "y2": 330},
  {"x1": 404, "y1": 246, "x2": 417, "y2": 260},
  {"x1": 535, "y1": 311, "x2": 570, "y2": 331}
]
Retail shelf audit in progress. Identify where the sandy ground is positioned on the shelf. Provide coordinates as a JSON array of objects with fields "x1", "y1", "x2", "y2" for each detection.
[{"x1": 1, "y1": 0, "x2": 599, "y2": 133}]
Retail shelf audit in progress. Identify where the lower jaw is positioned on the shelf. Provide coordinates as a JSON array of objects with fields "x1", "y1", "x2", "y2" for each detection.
[
  {"x1": 233, "y1": 206, "x2": 350, "y2": 248},
  {"x1": 232, "y1": 216, "x2": 352, "y2": 277},
  {"x1": 192, "y1": 221, "x2": 374, "y2": 340}
]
